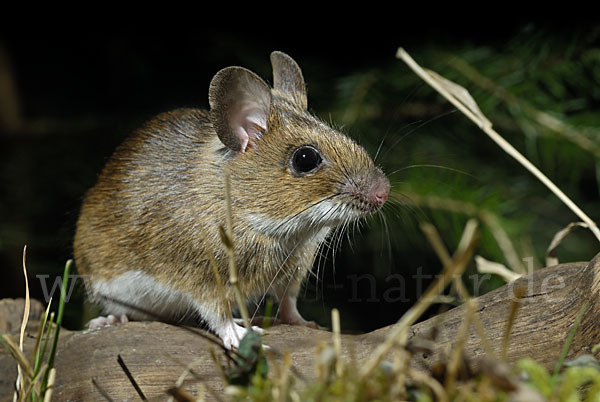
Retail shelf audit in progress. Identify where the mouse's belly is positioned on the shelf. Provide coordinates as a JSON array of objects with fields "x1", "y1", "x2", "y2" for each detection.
[{"x1": 87, "y1": 270, "x2": 216, "y2": 322}]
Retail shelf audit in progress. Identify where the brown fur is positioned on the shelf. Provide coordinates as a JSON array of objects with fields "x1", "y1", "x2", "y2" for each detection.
[{"x1": 73, "y1": 52, "x2": 388, "y2": 338}]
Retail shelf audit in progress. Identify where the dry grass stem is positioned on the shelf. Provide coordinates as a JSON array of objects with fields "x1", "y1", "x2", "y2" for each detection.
[
  {"x1": 446, "y1": 55, "x2": 600, "y2": 159},
  {"x1": 403, "y1": 192, "x2": 525, "y2": 274},
  {"x1": 277, "y1": 352, "x2": 293, "y2": 402},
  {"x1": 421, "y1": 222, "x2": 454, "y2": 267},
  {"x1": 201, "y1": 230, "x2": 237, "y2": 328},
  {"x1": 396, "y1": 47, "x2": 600, "y2": 243},
  {"x1": 1, "y1": 334, "x2": 34, "y2": 378},
  {"x1": 331, "y1": 308, "x2": 342, "y2": 378},
  {"x1": 16, "y1": 245, "x2": 31, "y2": 399},
  {"x1": 223, "y1": 169, "x2": 250, "y2": 330},
  {"x1": 391, "y1": 346, "x2": 408, "y2": 398},
  {"x1": 445, "y1": 299, "x2": 476, "y2": 393},
  {"x1": 454, "y1": 219, "x2": 479, "y2": 258},
  {"x1": 546, "y1": 222, "x2": 589, "y2": 266},
  {"x1": 167, "y1": 356, "x2": 210, "y2": 402},
  {"x1": 31, "y1": 299, "x2": 52, "y2": 369},
  {"x1": 42, "y1": 368, "x2": 55, "y2": 402},
  {"x1": 475, "y1": 255, "x2": 522, "y2": 283},
  {"x1": 408, "y1": 368, "x2": 449, "y2": 402},
  {"x1": 359, "y1": 220, "x2": 478, "y2": 379},
  {"x1": 502, "y1": 286, "x2": 525, "y2": 361},
  {"x1": 423, "y1": 220, "x2": 497, "y2": 361}
]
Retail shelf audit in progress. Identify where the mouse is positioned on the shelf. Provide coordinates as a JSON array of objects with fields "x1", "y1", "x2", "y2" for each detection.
[{"x1": 73, "y1": 51, "x2": 390, "y2": 349}]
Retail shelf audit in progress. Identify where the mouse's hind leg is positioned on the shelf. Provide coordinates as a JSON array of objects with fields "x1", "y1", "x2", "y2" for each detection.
[
  {"x1": 87, "y1": 314, "x2": 129, "y2": 328},
  {"x1": 271, "y1": 280, "x2": 323, "y2": 330}
]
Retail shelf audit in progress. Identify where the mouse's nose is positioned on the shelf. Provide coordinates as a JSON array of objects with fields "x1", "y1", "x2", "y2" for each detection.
[{"x1": 369, "y1": 173, "x2": 390, "y2": 206}]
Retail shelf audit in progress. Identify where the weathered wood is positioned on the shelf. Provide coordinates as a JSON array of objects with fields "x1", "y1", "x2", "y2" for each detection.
[
  {"x1": 407, "y1": 259, "x2": 595, "y2": 371},
  {"x1": 0, "y1": 298, "x2": 44, "y2": 334},
  {"x1": 1, "y1": 255, "x2": 598, "y2": 401}
]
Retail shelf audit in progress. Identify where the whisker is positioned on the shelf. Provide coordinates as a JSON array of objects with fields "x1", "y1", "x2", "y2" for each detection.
[
  {"x1": 388, "y1": 164, "x2": 475, "y2": 179},
  {"x1": 380, "y1": 109, "x2": 457, "y2": 162},
  {"x1": 270, "y1": 193, "x2": 340, "y2": 236},
  {"x1": 374, "y1": 134, "x2": 387, "y2": 163},
  {"x1": 253, "y1": 241, "x2": 302, "y2": 322}
]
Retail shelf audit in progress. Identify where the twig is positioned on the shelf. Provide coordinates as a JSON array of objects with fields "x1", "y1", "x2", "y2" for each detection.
[
  {"x1": 117, "y1": 354, "x2": 148, "y2": 401},
  {"x1": 396, "y1": 47, "x2": 600, "y2": 243}
]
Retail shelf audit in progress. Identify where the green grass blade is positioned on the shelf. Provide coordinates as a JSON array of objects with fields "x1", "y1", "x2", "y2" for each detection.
[
  {"x1": 32, "y1": 298, "x2": 52, "y2": 375},
  {"x1": 31, "y1": 301, "x2": 52, "y2": 402},
  {"x1": 40, "y1": 259, "x2": 72, "y2": 396},
  {"x1": 553, "y1": 302, "x2": 588, "y2": 377}
]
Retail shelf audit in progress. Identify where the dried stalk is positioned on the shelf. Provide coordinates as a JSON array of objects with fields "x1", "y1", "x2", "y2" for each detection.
[
  {"x1": 396, "y1": 47, "x2": 600, "y2": 243},
  {"x1": 17, "y1": 245, "x2": 30, "y2": 399},
  {"x1": 422, "y1": 220, "x2": 496, "y2": 359},
  {"x1": 445, "y1": 298, "x2": 476, "y2": 393},
  {"x1": 407, "y1": 368, "x2": 448, "y2": 402},
  {"x1": 222, "y1": 170, "x2": 250, "y2": 330},
  {"x1": 447, "y1": 55, "x2": 600, "y2": 159},
  {"x1": 331, "y1": 308, "x2": 342, "y2": 378},
  {"x1": 359, "y1": 220, "x2": 478, "y2": 379},
  {"x1": 402, "y1": 192, "x2": 525, "y2": 274}
]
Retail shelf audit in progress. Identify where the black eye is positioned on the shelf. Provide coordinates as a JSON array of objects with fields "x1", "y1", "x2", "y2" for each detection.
[{"x1": 290, "y1": 146, "x2": 323, "y2": 174}]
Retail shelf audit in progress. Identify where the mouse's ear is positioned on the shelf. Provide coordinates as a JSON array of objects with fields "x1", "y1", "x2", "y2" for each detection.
[
  {"x1": 271, "y1": 51, "x2": 307, "y2": 110},
  {"x1": 209, "y1": 67, "x2": 272, "y2": 153}
]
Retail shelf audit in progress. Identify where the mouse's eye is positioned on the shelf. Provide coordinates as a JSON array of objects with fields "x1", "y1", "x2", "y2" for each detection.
[{"x1": 290, "y1": 145, "x2": 323, "y2": 174}]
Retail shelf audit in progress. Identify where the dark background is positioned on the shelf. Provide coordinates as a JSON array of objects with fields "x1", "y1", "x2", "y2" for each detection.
[{"x1": 2, "y1": 23, "x2": 599, "y2": 332}]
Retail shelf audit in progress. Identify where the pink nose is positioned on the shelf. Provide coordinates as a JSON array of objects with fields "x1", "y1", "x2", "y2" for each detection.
[{"x1": 370, "y1": 175, "x2": 390, "y2": 204}]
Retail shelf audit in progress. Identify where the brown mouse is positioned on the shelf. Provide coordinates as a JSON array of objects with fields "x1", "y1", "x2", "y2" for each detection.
[{"x1": 73, "y1": 51, "x2": 390, "y2": 348}]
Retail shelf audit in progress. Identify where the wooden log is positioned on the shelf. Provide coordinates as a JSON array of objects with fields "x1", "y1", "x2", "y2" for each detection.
[
  {"x1": 407, "y1": 258, "x2": 595, "y2": 371},
  {"x1": 0, "y1": 255, "x2": 598, "y2": 400}
]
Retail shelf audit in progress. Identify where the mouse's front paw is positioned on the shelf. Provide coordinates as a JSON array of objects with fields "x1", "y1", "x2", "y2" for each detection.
[{"x1": 219, "y1": 321, "x2": 265, "y2": 349}]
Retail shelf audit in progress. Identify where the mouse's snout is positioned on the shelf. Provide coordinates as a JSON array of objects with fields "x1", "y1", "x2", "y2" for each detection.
[
  {"x1": 341, "y1": 169, "x2": 390, "y2": 216},
  {"x1": 369, "y1": 172, "x2": 390, "y2": 206}
]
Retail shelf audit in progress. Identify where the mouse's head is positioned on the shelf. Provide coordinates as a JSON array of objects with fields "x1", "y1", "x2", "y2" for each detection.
[{"x1": 209, "y1": 51, "x2": 389, "y2": 239}]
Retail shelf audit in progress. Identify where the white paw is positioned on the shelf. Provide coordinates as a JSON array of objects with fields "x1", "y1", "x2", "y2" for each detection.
[
  {"x1": 87, "y1": 314, "x2": 129, "y2": 328},
  {"x1": 218, "y1": 321, "x2": 265, "y2": 349},
  {"x1": 233, "y1": 318, "x2": 266, "y2": 334}
]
